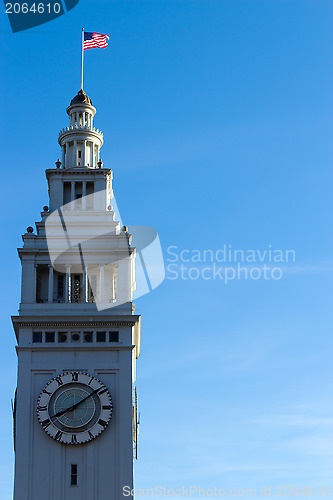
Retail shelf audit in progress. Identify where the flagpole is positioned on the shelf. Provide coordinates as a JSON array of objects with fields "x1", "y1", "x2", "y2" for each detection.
[{"x1": 81, "y1": 28, "x2": 84, "y2": 90}]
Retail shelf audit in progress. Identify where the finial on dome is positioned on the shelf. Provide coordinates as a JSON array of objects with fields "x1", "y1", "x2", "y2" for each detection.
[{"x1": 70, "y1": 89, "x2": 93, "y2": 106}]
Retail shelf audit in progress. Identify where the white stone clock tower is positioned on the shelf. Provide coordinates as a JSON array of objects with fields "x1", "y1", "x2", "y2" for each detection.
[{"x1": 12, "y1": 90, "x2": 141, "y2": 500}]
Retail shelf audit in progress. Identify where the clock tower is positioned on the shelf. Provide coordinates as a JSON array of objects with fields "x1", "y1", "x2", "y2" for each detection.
[{"x1": 12, "y1": 90, "x2": 141, "y2": 500}]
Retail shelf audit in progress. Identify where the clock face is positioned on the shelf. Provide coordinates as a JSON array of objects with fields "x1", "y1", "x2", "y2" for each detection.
[{"x1": 37, "y1": 372, "x2": 112, "y2": 445}]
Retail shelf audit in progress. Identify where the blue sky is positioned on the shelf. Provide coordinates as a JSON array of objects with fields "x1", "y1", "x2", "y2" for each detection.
[{"x1": 1, "y1": 0, "x2": 333, "y2": 497}]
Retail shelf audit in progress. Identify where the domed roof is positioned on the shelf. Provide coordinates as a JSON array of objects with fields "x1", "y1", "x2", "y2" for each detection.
[{"x1": 69, "y1": 89, "x2": 93, "y2": 106}]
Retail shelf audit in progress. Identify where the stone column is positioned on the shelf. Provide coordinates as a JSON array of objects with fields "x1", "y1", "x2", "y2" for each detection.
[
  {"x1": 99, "y1": 265, "x2": 105, "y2": 302},
  {"x1": 117, "y1": 259, "x2": 131, "y2": 305},
  {"x1": 82, "y1": 181, "x2": 87, "y2": 210},
  {"x1": 21, "y1": 258, "x2": 36, "y2": 304},
  {"x1": 65, "y1": 266, "x2": 71, "y2": 302},
  {"x1": 48, "y1": 265, "x2": 54, "y2": 303},
  {"x1": 73, "y1": 140, "x2": 77, "y2": 166},
  {"x1": 91, "y1": 142, "x2": 94, "y2": 167},
  {"x1": 87, "y1": 141, "x2": 90, "y2": 167},
  {"x1": 62, "y1": 145, "x2": 65, "y2": 167},
  {"x1": 83, "y1": 140, "x2": 86, "y2": 167},
  {"x1": 83, "y1": 266, "x2": 88, "y2": 303},
  {"x1": 71, "y1": 181, "x2": 75, "y2": 211},
  {"x1": 86, "y1": 142, "x2": 90, "y2": 167},
  {"x1": 33, "y1": 263, "x2": 38, "y2": 303},
  {"x1": 65, "y1": 142, "x2": 68, "y2": 168},
  {"x1": 111, "y1": 267, "x2": 116, "y2": 302}
]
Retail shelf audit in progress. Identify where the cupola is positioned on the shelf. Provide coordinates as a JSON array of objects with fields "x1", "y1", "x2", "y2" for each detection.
[{"x1": 58, "y1": 90, "x2": 104, "y2": 169}]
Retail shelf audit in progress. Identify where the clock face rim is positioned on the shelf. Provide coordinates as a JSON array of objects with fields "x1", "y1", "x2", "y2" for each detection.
[{"x1": 36, "y1": 371, "x2": 113, "y2": 445}]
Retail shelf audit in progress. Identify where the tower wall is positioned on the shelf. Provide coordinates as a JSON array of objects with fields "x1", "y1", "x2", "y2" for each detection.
[{"x1": 13, "y1": 90, "x2": 141, "y2": 500}]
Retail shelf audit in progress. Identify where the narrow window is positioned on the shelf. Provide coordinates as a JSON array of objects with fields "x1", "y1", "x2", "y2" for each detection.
[
  {"x1": 70, "y1": 464, "x2": 78, "y2": 486},
  {"x1": 57, "y1": 275, "x2": 64, "y2": 301},
  {"x1": 74, "y1": 182, "x2": 82, "y2": 210},
  {"x1": 63, "y1": 182, "x2": 71, "y2": 207},
  {"x1": 96, "y1": 331, "x2": 106, "y2": 342},
  {"x1": 78, "y1": 151, "x2": 82, "y2": 158},
  {"x1": 36, "y1": 266, "x2": 49, "y2": 303},
  {"x1": 86, "y1": 182, "x2": 94, "y2": 210},
  {"x1": 33, "y1": 332, "x2": 42, "y2": 343},
  {"x1": 109, "y1": 331, "x2": 119, "y2": 342},
  {"x1": 45, "y1": 332, "x2": 55, "y2": 343}
]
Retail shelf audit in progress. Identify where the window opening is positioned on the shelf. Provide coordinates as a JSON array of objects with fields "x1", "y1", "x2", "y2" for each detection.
[
  {"x1": 97, "y1": 331, "x2": 106, "y2": 342},
  {"x1": 33, "y1": 332, "x2": 42, "y2": 343},
  {"x1": 109, "y1": 331, "x2": 119, "y2": 342},
  {"x1": 45, "y1": 332, "x2": 55, "y2": 343},
  {"x1": 70, "y1": 464, "x2": 78, "y2": 486}
]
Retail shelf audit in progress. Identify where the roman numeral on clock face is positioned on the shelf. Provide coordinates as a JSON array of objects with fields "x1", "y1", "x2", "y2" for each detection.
[
  {"x1": 98, "y1": 387, "x2": 108, "y2": 395},
  {"x1": 55, "y1": 376, "x2": 64, "y2": 386},
  {"x1": 54, "y1": 431, "x2": 63, "y2": 441},
  {"x1": 102, "y1": 405, "x2": 112, "y2": 410},
  {"x1": 71, "y1": 372, "x2": 79, "y2": 381},
  {"x1": 41, "y1": 419, "x2": 51, "y2": 429},
  {"x1": 71, "y1": 434, "x2": 78, "y2": 444},
  {"x1": 98, "y1": 419, "x2": 108, "y2": 428},
  {"x1": 37, "y1": 405, "x2": 47, "y2": 412}
]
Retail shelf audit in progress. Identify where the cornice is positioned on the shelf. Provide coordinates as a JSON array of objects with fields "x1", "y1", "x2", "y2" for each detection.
[
  {"x1": 45, "y1": 168, "x2": 112, "y2": 177},
  {"x1": 12, "y1": 315, "x2": 141, "y2": 330},
  {"x1": 15, "y1": 321, "x2": 136, "y2": 327},
  {"x1": 16, "y1": 345, "x2": 135, "y2": 352},
  {"x1": 17, "y1": 247, "x2": 135, "y2": 257}
]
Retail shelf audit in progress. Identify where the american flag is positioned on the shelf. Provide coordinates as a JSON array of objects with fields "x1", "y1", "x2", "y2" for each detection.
[{"x1": 83, "y1": 32, "x2": 109, "y2": 50}]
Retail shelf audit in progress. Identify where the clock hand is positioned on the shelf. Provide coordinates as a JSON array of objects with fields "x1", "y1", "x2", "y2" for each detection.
[{"x1": 50, "y1": 388, "x2": 99, "y2": 420}]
